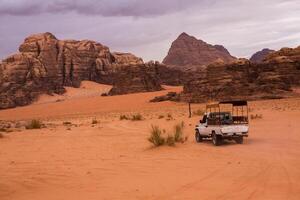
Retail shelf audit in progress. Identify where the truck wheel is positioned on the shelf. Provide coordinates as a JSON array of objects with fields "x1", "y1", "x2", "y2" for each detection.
[
  {"x1": 235, "y1": 136, "x2": 243, "y2": 144},
  {"x1": 195, "y1": 130, "x2": 203, "y2": 143},
  {"x1": 212, "y1": 132, "x2": 222, "y2": 146}
]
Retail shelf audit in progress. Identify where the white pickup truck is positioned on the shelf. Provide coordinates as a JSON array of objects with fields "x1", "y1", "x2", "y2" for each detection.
[{"x1": 195, "y1": 101, "x2": 249, "y2": 146}]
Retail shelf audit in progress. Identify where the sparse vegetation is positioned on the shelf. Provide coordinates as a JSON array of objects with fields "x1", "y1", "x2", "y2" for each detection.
[
  {"x1": 92, "y1": 119, "x2": 98, "y2": 124},
  {"x1": 26, "y1": 119, "x2": 42, "y2": 129},
  {"x1": 166, "y1": 135, "x2": 175, "y2": 146},
  {"x1": 63, "y1": 121, "x2": 72, "y2": 125},
  {"x1": 120, "y1": 114, "x2": 143, "y2": 121},
  {"x1": 193, "y1": 109, "x2": 205, "y2": 116},
  {"x1": 250, "y1": 114, "x2": 263, "y2": 120},
  {"x1": 166, "y1": 113, "x2": 173, "y2": 121},
  {"x1": 148, "y1": 125, "x2": 165, "y2": 147},
  {"x1": 148, "y1": 122, "x2": 187, "y2": 147},
  {"x1": 131, "y1": 113, "x2": 143, "y2": 121},
  {"x1": 158, "y1": 115, "x2": 164, "y2": 119},
  {"x1": 0, "y1": 128, "x2": 7, "y2": 132},
  {"x1": 120, "y1": 115, "x2": 129, "y2": 120},
  {"x1": 174, "y1": 122, "x2": 185, "y2": 143}
]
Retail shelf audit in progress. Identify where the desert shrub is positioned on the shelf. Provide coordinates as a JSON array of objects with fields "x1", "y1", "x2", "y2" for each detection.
[
  {"x1": 148, "y1": 125, "x2": 165, "y2": 147},
  {"x1": 120, "y1": 115, "x2": 129, "y2": 120},
  {"x1": 166, "y1": 135, "x2": 175, "y2": 146},
  {"x1": 92, "y1": 119, "x2": 98, "y2": 124},
  {"x1": 26, "y1": 119, "x2": 42, "y2": 129},
  {"x1": 158, "y1": 115, "x2": 164, "y2": 119},
  {"x1": 193, "y1": 109, "x2": 205, "y2": 116},
  {"x1": 250, "y1": 114, "x2": 263, "y2": 120},
  {"x1": 131, "y1": 113, "x2": 143, "y2": 121},
  {"x1": 63, "y1": 121, "x2": 72, "y2": 125},
  {"x1": 0, "y1": 128, "x2": 7, "y2": 132},
  {"x1": 166, "y1": 113, "x2": 174, "y2": 121},
  {"x1": 174, "y1": 122, "x2": 185, "y2": 143}
]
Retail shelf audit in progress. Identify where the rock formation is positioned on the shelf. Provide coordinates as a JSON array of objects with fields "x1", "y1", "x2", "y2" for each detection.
[
  {"x1": 162, "y1": 32, "x2": 236, "y2": 70},
  {"x1": 179, "y1": 46, "x2": 300, "y2": 102},
  {"x1": 250, "y1": 48, "x2": 275, "y2": 63},
  {"x1": 0, "y1": 32, "x2": 162, "y2": 109}
]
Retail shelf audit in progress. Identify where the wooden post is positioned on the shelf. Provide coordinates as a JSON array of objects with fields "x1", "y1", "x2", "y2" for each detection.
[{"x1": 189, "y1": 102, "x2": 192, "y2": 118}]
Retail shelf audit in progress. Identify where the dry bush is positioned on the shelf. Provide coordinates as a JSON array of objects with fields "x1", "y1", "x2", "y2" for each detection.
[
  {"x1": 166, "y1": 135, "x2": 175, "y2": 146},
  {"x1": 158, "y1": 115, "x2": 164, "y2": 119},
  {"x1": 92, "y1": 119, "x2": 98, "y2": 124},
  {"x1": 131, "y1": 113, "x2": 143, "y2": 121},
  {"x1": 148, "y1": 125, "x2": 165, "y2": 147},
  {"x1": 120, "y1": 115, "x2": 129, "y2": 120},
  {"x1": 193, "y1": 109, "x2": 205, "y2": 116},
  {"x1": 250, "y1": 114, "x2": 263, "y2": 120},
  {"x1": 166, "y1": 113, "x2": 173, "y2": 121},
  {"x1": 63, "y1": 121, "x2": 72, "y2": 125},
  {"x1": 120, "y1": 114, "x2": 143, "y2": 121},
  {"x1": 26, "y1": 119, "x2": 42, "y2": 129},
  {"x1": 174, "y1": 122, "x2": 185, "y2": 143}
]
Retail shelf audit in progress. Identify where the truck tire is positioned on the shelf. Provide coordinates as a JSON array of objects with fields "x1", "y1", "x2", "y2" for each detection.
[
  {"x1": 235, "y1": 136, "x2": 243, "y2": 144},
  {"x1": 212, "y1": 132, "x2": 222, "y2": 146},
  {"x1": 195, "y1": 130, "x2": 203, "y2": 143}
]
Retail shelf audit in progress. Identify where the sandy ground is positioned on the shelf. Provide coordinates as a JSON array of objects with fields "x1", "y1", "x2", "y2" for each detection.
[
  {"x1": 1, "y1": 84, "x2": 300, "y2": 200},
  {"x1": 34, "y1": 81, "x2": 113, "y2": 105}
]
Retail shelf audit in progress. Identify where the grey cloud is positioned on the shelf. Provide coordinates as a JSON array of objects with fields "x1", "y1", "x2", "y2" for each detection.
[
  {"x1": 0, "y1": 0, "x2": 208, "y2": 16},
  {"x1": 0, "y1": 0, "x2": 299, "y2": 61}
]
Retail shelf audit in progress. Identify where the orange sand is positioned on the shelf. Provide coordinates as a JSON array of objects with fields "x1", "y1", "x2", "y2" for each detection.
[{"x1": 1, "y1": 84, "x2": 300, "y2": 200}]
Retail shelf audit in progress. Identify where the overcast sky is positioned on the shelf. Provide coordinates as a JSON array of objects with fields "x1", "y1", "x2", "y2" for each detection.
[{"x1": 0, "y1": 0, "x2": 300, "y2": 61}]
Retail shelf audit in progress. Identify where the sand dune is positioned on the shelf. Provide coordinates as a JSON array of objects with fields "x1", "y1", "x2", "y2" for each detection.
[{"x1": 1, "y1": 87, "x2": 300, "y2": 200}]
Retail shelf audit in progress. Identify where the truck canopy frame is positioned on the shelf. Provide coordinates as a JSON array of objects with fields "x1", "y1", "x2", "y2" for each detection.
[{"x1": 206, "y1": 100, "x2": 249, "y2": 125}]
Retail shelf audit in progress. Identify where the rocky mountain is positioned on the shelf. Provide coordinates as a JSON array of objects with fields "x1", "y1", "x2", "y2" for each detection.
[
  {"x1": 0, "y1": 32, "x2": 162, "y2": 109},
  {"x1": 162, "y1": 32, "x2": 236, "y2": 70},
  {"x1": 179, "y1": 46, "x2": 300, "y2": 102},
  {"x1": 250, "y1": 48, "x2": 275, "y2": 63}
]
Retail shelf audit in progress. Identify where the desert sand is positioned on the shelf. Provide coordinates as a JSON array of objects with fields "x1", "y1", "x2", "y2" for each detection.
[{"x1": 1, "y1": 83, "x2": 300, "y2": 200}]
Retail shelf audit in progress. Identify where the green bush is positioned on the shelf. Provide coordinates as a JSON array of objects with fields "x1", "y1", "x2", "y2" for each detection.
[
  {"x1": 26, "y1": 119, "x2": 42, "y2": 129},
  {"x1": 148, "y1": 125, "x2": 165, "y2": 147}
]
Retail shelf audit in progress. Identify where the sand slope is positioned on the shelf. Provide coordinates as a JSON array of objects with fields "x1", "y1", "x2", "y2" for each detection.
[{"x1": 1, "y1": 86, "x2": 300, "y2": 200}]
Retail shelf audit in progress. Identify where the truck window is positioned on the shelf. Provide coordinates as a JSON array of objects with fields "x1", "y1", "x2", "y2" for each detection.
[{"x1": 202, "y1": 115, "x2": 207, "y2": 123}]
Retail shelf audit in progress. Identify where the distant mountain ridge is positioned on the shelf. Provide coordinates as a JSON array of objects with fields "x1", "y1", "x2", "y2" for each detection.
[
  {"x1": 163, "y1": 32, "x2": 236, "y2": 70},
  {"x1": 250, "y1": 48, "x2": 275, "y2": 63}
]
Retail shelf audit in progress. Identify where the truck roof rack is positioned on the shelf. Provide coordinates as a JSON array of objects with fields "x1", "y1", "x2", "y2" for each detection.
[{"x1": 219, "y1": 100, "x2": 247, "y2": 106}]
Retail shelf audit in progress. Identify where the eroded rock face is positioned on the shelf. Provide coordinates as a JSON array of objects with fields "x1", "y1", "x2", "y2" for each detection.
[
  {"x1": 0, "y1": 32, "x2": 161, "y2": 109},
  {"x1": 250, "y1": 48, "x2": 275, "y2": 63},
  {"x1": 180, "y1": 46, "x2": 300, "y2": 102},
  {"x1": 163, "y1": 32, "x2": 236, "y2": 70},
  {"x1": 108, "y1": 63, "x2": 162, "y2": 95}
]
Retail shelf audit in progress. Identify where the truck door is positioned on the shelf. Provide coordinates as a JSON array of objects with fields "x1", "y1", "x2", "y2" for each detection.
[{"x1": 199, "y1": 114, "x2": 210, "y2": 136}]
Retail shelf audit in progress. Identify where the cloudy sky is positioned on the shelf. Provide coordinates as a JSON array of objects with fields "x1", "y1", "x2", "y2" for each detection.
[{"x1": 0, "y1": 0, "x2": 300, "y2": 61}]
